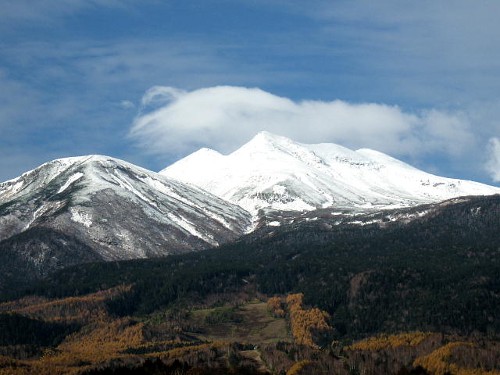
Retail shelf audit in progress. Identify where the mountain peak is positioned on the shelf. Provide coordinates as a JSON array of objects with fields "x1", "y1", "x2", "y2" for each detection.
[
  {"x1": 252, "y1": 130, "x2": 285, "y2": 142},
  {"x1": 50, "y1": 154, "x2": 141, "y2": 169},
  {"x1": 0, "y1": 153, "x2": 252, "y2": 262},
  {"x1": 162, "y1": 132, "x2": 500, "y2": 214},
  {"x1": 238, "y1": 131, "x2": 293, "y2": 152},
  {"x1": 48, "y1": 154, "x2": 115, "y2": 166}
]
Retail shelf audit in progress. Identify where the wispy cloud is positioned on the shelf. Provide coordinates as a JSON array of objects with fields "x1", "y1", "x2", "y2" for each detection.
[
  {"x1": 120, "y1": 100, "x2": 135, "y2": 110},
  {"x1": 265, "y1": 0, "x2": 500, "y2": 106},
  {"x1": 486, "y1": 138, "x2": 500, "y2": 182},
  {"x1": 130, "y1": 85, "x2": 478, "y2": 163},
  {"x1": 0, "y1": 0, "x2": 137, "y2": 26}
]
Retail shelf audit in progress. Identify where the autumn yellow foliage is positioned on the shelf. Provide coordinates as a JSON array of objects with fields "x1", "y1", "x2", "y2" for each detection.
[
  {"x1": 285, "y1": 293, "x2": 304, "y2": 308},
  {"x1": 414, "y1": 342, "x2": 500, "y2": 375},
  {"x1": 286, "y1": 360, "x2": 314, "y2": 375},
  {"x1": 267, "y1": 296, "x2": 286, "y2": 318},
  {"x1": 152, "y1": 341, "x2": 228, "y2": 360},
  {"x1": 0, "y1": 285, "x2": 131, "y2": 325},
  {"x1": 284, "y1": 293, "x2": 332, "y2": 348},
  {"x1": 348, "y1": 331, "x2": 434, "y2": 351},
  {"x1": 27, "y1": 318, "x2": 144, "y2": 374}
]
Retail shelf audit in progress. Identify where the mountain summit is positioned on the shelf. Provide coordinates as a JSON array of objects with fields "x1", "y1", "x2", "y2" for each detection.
[
  {"x1": 0, "y1": 155, "x2": 252, "y2": 253},
  {"x1": 161, "y1": 131, "x2": 500, "y2": 214}
]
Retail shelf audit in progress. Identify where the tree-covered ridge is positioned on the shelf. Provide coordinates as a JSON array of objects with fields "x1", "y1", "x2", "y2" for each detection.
[
  {"x1": 7, "y1": 195, "x2": 497, "y2": 340},
  {"x1": 0, "y1": 195, "x2": 498, "y2": 373}
]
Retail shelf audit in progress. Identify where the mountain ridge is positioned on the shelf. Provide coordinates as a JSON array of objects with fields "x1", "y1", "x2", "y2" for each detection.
[
  {"x1": 0, "y1": 155, "x2": 252, "y2": 291},
  {"x1": 1, "y1": 133, "x2": 499, "y2": 293},
  {"x1": 161, "y1": 131, "x2": 500, "y2": 215}
]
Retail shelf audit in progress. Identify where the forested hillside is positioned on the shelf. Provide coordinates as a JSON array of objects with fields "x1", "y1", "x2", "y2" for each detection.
[
  {"x1": 0, "y1": 195, "x2": 499, "y2": 373},
  {"x1": 5, "y1": 195, "x2": 498, "y2": 339}
]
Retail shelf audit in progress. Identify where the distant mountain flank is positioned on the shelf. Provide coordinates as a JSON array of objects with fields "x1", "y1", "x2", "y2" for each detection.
[
  {"x1": 162, "y1": 131, "x2": 500, "y2": 215},
  {"x1": 0, "y1": 155, "x2": 251, "y2": 291}
]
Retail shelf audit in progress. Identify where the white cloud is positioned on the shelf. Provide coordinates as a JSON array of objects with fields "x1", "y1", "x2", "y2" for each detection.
[
  {"x1": 486, "y1": 138, "x2": 500, "y2": 182},
  {"x1": 417, "y1": 109, "x2": 476, "y2": 156},
  {"x1": 130, "y1": 85, "x2": 476, "y2": 160},
  {"x1": 120, "y1": 100, "x2": 135, "y2": 110}
]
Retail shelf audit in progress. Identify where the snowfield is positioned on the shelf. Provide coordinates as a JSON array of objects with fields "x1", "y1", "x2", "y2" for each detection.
[{"x1": 162, "y1": 131, "x2": 500, "y2": 216}]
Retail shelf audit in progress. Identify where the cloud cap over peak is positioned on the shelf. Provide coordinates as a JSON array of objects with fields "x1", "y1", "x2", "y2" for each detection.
[{"x1": 130, "y1": 85, "x2": 478, "y2": 167}]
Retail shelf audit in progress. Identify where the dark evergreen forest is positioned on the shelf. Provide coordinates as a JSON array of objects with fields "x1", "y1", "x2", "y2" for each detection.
[{"x1": 4, "y1": 195, "x2": 499, "y2": 340}]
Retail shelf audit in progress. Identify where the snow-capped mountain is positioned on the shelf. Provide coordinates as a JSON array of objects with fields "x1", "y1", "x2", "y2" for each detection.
[
  {"x1": 0, "y1": 155, "x2": 252, "y2": 264},
  {"x1": 161, "y1": 131, "x2": 500, "y2": 215},
  {"x1": 1, "y1": 134, "x2": 498, "y2": 291}
]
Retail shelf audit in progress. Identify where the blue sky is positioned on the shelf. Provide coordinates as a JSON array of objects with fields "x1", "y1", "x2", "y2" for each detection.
[{"x1": 1, "y1": 0, "x2": 499, "y2": 184}]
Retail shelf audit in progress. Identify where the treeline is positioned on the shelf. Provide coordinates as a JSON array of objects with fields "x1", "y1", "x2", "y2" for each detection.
[{"x1": 5, "y1": 195, "x2": 500, "y2": 340}]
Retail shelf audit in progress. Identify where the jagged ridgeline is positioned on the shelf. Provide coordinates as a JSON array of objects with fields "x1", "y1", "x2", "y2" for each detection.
[{"x1": 9, "y1": 194, "x2": 500, "y2": 339}]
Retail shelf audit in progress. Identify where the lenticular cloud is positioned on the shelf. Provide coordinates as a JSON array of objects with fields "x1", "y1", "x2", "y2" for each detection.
[{"x1": 130, "y1": 85, "x2": 475, "y2": 162}]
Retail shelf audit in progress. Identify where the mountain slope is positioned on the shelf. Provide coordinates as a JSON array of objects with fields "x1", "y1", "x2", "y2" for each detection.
[
  {"x1": 161, "y1": 131, "x2": 500, "y2": 215},
  {"x1": 0, "y1": 155, "x2": 252, "y2": 289},
  {"x1": 12, "y1": 195, "x2": 499, "y2": 338},
  {"x1": 0, "y1": 227, "x2": 101, "y2": 293}
]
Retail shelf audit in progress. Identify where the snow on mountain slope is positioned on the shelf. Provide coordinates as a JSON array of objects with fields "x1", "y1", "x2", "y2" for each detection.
[
  {"x1": 161, "y1": 131, "x2": 500, "y2": 215},
  {"x1": 0, "y1": 155, "x2": 252, "y2": 262}
]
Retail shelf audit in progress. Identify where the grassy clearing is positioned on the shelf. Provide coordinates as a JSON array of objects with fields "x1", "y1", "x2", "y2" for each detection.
[{"x1": 189, "y1": 300, "x2": 291, "y2": 344}]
